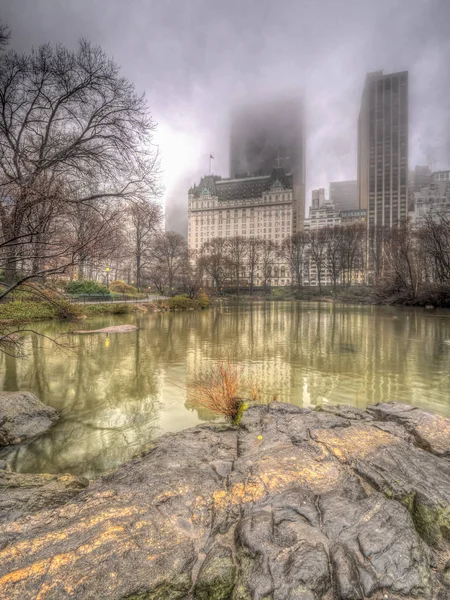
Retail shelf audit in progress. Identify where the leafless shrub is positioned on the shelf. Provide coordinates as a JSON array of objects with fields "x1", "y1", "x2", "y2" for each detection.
[{"x1": 193, "y1": 360, "x2": 243, "y2": 422}]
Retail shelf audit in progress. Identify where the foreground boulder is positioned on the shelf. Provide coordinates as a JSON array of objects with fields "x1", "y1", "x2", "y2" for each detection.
[
  {"x1": 0, "y1": 391, "x2": 58, "y2": 446},
  {"x1": 2, "y1": 402, "x2": 450, "y2": 598}
]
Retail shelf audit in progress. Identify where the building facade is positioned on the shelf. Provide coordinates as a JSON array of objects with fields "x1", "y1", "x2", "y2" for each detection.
[
  {"x1": 311, "y1": 188, "x2": 326, "y2": 210},
  {"x1": 188, "y1": 168, "x2": 294, "y2": 286},
  {"x1": 329, "y1": 180, "x2": 358, "y2": 211},
  {"x1": 229, "y1": 96, "x2": 305, "y2": 232},
  {"x1": 358, "y1": 70, "x2": 409, "y2": 228},
  {"x1": 412, "y1": 179, "x2": 450, "y2": 224},
  {"x1": 303, "y1": 200, "x2": 341, "y2": 230}
]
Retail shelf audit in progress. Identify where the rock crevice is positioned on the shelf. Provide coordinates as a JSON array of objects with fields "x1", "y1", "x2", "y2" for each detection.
[{"x1": 1, "y1": 402, "x2": 450, "y2": 599}]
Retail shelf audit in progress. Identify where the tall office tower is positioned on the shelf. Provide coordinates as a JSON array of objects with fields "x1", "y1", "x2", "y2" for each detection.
[
  {"x1": 329, "y1": 180, "x2": 358, "y2": 211},
  {"x1": 358, "y1": 71, "x2": 409, "y2": 228},
  {"x1": 229, "y1": 96, "x2": 305, "y2": 231}
]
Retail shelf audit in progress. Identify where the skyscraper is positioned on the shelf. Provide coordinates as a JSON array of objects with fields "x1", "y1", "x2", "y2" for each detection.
[
  {"x1": 329, "y1": 180, "x2": 358, "y2": 211},
  {"x1": 229, "y1": 96, "x2": 305, "y2": 231},
  {"x1": 358, "y1": 71, "x2": 408, "y2": 228}
]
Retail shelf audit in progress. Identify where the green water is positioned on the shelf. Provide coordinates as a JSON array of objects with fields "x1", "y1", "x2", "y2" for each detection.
[{"x1": 1, "y1": 302, "x2": 450, "y2": 478}]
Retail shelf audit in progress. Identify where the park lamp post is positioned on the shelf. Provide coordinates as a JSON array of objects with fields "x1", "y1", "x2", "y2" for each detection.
[{"x1": 105, "y1": 267, "x2": 110, "y2": 288}]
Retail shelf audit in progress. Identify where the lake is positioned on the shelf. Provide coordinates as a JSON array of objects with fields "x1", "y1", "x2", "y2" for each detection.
[{"x1": 1, "y1": 301, "x2": 450, "y2": 478}]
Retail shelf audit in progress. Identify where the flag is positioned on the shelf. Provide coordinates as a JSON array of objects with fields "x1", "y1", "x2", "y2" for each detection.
[{"x1": 210, "y1": 154, "x2": 214, "y2": 159}]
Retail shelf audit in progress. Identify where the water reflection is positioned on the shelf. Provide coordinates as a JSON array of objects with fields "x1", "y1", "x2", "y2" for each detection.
[{"x1": 1, "y1": 302, "x2": 450, "y2": 478}]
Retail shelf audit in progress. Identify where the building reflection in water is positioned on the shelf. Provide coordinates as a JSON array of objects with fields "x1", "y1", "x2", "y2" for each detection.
[{"x1": 0, "y1": 302, "x2": 449, "y2": 477}]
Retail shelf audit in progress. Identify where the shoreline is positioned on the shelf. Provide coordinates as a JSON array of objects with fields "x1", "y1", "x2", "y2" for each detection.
[{"x1": 0, "y1": 296, "x2": 210, "y2": 326}]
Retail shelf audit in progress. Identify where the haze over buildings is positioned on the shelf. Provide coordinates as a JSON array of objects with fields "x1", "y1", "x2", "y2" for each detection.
[
  {"x1": 229, "y1": 97, "x2": 305, "y2": 231},
  {"x1": 2, "y1": 0, "x2": 449, "y2": 234}
]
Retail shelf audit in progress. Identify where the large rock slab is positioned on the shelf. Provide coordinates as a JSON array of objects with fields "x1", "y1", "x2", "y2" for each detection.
[
  {"x1": 1, "y1": 402, "x2": 450, "y2": 599},
  {"x1": 0, "y1": 465, "x2": 89, "y2": 522},
  {"x1": 0, "y1": 391, "x2": 58, "y2": 446}
]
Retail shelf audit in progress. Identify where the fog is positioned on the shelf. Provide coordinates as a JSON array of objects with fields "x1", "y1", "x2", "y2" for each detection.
[{"x1": 1, "y1": 0, "x2": 449, "y2": 233}]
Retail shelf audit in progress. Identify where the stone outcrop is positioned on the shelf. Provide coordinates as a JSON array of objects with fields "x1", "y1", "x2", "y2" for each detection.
[
  {"x1": 2, "y1": 402, "x2": 450, "y2": 599},
  {"x1": 73, "y1": 324, "x2": 138, "y2": 334},
  {"x1": 0, "y1": 391, "x2": 58, "y2": 446}
]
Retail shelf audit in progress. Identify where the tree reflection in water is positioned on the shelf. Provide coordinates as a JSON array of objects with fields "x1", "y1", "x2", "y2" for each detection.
[{"x1": 0, "y1": 302, "x2": 450, "y2": 477}]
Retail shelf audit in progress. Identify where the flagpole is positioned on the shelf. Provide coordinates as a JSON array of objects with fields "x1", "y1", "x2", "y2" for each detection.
[{"x1": 209, "y1": 154, "x2": 211, "y2": 175}]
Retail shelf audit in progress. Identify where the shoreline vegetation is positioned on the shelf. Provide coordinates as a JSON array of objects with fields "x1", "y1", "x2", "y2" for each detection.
[
  {"x1": 0, "y1": 294, "x2": 210, "y2": 325},
  {"x1": 1, "y1": 285, "x2": 448, "y2": 327}
]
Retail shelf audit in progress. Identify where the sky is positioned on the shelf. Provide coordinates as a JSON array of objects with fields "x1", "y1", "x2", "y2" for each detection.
[{"x1": 1, "y1": 0, "x2": 450, "y2": 233}]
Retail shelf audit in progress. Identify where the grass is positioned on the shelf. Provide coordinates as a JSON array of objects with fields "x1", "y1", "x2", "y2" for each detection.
[
  {"x1": 0, "y1": 293, "x2": 210, "y2": 324},
  {"x1": 193, "y1": 361, "x2": 243, "y2": 423},
  {"x1": 0, "y1": 300, "x2": 82, "y2": 323},
  {"x1": 192, "y1": 361, "x2": 278, "y2": 425}
]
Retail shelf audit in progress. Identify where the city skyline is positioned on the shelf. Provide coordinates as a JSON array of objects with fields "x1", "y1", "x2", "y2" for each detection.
[{"x1": 2, "y1": 0, "x2": 449, "y2": 234}]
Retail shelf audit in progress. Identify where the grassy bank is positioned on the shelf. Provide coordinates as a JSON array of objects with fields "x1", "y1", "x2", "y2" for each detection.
[{"x1": 0, "y1": 295, "x2": 210, "y2": 324}]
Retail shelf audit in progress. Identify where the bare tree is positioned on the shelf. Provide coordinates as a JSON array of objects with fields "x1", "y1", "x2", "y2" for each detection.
[
  {"x1": 309, "y1": 228, "x2": 328, "y2": 294},
  {"x1": 149, "y1": 231, "x2": 187, "y2": 295},
  {"x1": 325, "y1": 226, "x2": 344, "y2": 295},
  {"x1": 340, "y1": 223, "x2": 366, "y2": 286},
  {"x1": 247, "y1": 238, "x2": 264, "y2": 295},
  {"x1": 128, "y1": 200, "x2": 162, "y2": 291},
  {"x1": 418, "y1": 212, "x2": 450, "y2": 284},
  {"x1": 280, "y1": 231, "x2": 309, "y2": 292},
  {"x1": 368, "y1": 224, "x2": 388, "y2": 284},
  {"x1": 198, "y1": 237, "x2": 232, "y2": 292},
  {"x1": 0, "y1": 39, "x2": 160, "y2": 290},
  {"x1": 179, "y1": 251, "x2": 203, "y2": 299},
  {"x1": 260, "y1": 240, "x2": 278, "y2": 292},
  {"x1": 227, "y1": 236, "x2": 248, "y2": 294},
  {"x1": 0, "y1": 21, "x2": 10, "y2": 48}
]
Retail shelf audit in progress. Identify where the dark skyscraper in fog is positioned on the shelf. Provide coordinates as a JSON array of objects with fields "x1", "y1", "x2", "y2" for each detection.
[
  {"x1": 358, "y1": 70, "x2": 408, "y2": 228},
  {"x1": 229, "y1": 97, "x2": 305, "y2": 230}
]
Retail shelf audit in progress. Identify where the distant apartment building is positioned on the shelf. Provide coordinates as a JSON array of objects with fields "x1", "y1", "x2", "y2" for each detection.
[
  {"x1": 409, "y1": 165, "x2": 432, "y2": 210},
  {"x1": 311, "y1": 188, "x2": 326, "y2": 210},
  {"x1": 340, "y1": 209, "x2": 367, "y2": 225},
  {"x1": 432, "y1": 170, "x2": 450, "y2": 183},
  {"x1": 229, "y1": 96, "x2": 306, "y2": 231},
  {"x1": 304, "y1": 200, "x2": 341, "y2": 230},
  {"x1": 358, "y1": 70, "x2": 409, "y2": 228},
  {"x1": 329, "y1": 180, "x2": 358, "y2": 211},
  {"x1": 412, "y1": 179, "x2": 450, "y2": 224},
  {"x1": 188, "y1": 167, "x2": 293, "y2": 286}
]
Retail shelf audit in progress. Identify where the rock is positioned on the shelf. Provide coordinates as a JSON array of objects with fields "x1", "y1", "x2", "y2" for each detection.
[
  {"x1": 2, "y1": 403, "x2": 450, "y2": 598},
  {"x1": 0, "y1": 470, "x2": 89, "y2": 521},
  {"x1": 73, "y1": 324, "x2": 138, "y2": 334},
  {"x1": 368, "y1": 402, "x2": 450, "y2": 456},
  {"x1": 0, "y1": 391, "x2": 58, "y2": 446}
]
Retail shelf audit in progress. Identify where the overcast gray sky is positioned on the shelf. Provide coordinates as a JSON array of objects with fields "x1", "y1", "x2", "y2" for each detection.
[{"x1": 1, "y1": 0, "x2": 449, "y2": 233}]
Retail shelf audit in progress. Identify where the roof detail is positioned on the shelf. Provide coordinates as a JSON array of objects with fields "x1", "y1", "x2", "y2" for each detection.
[{"x1": 190, "y1": 168, "x2": 293, "y2": 200}]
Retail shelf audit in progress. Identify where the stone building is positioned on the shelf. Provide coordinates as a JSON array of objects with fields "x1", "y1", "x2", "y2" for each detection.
[
  {"x1": 303, "y1": 200, "x2": 341, "y2": 230},
  {"x1": 188, "y1": 167, "x2": 294, "y2": 287},
  {"x1": 412, "y1": 179, "x2": 450, "y2": 224}
]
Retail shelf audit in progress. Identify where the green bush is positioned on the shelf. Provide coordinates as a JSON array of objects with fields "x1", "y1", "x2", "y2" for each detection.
[
  {"x1": 152, "y1": 295, "x2": 210, "y2": 311},
  {"x1": 109, "y1": 280, "x2": 139, "y2": 295},
  {"x1": 66, "y1": 280, "x2": 110, "y2": 296},
  {"x1": 84, "y1": 303, "x2": 138, "y2": 315},
  {"x1": 0, "y1": 299, "x2": 82, "y2": 322}
]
